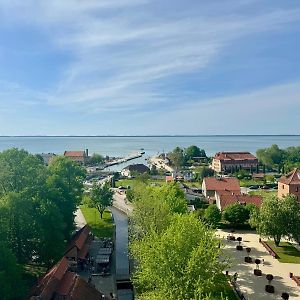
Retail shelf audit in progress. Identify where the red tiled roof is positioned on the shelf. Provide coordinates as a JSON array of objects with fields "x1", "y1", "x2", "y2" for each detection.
[
  {"x1": 203, "y1": 177, "x2": 240, "y2": 192},
  {"x1": 278, "y1": 168, "x2": 300, "y2": 185},
  {"x1": 214, "y1": 152, "x2": 257, "y2": 161},
  {"x1": 64, "y1": 151, "x2": 86, "y2": 157},
  {"x1": 56, "y1": 272, "x2": 76, "y2": 296},
  {"x1": 66, "y1": 225, "x2": 91, "y2": 254},
  {"x1": 218, "y1": 194, "x2": 262, "y2": 210},
  {"x1": 166, "y1": 176, "x2": 174, "y2": 182},
  {"x1": 67, "y1": 276, "x2": 105, "y2": 300}
]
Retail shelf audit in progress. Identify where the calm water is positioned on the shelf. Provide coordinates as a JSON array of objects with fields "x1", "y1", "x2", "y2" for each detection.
[{"x1": 0, "y1": 136, "x2": 299, "y2": 171}]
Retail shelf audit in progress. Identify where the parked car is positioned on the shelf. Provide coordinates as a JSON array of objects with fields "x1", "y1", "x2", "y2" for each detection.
[{"x1": 249, "y1": 185, "x2": 259, "y2": 190}]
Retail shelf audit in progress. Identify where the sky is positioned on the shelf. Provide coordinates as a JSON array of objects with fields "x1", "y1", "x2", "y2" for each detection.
[{"x1": 0, "y1": 0, "x2": 300, "y2": 135}]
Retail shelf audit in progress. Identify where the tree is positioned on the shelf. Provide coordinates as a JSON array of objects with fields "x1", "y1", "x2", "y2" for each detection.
[
  {"x1": 204, "y1": 205, "x2": 221, "y2": 227},
  {"x1": 184, "y1": 145, "x2": 206, "y2": 161},
  {"x1": 168, "y1": 147, "x2": 184, "y2": 168},
  {"x1": 198, "y1": 167, "x2": 214, "y2": 179},
  {"x1": 255, "y1": 195, "x2": 300, "y2": 246},
  {"x1": 48, "y1": 156, "x2": 85, "y2": 237},
  {"x1": 223, "y1": 203, "x2": 249, "y2": 227},
  {"x1": 0, "y1": 242, "x2": 25, "y2": 299},
  {"x1": 89, "y1": 183, "x2": 113, "y2": 218},
  {"x1": 149, "y1": 165, "x2": 158, "y2": 176},
  {"x1": 256, "y1": 144, "x2": 284, "y2": 168},
  {"x1": 88, "y1": 153, "x2": 104, "y2": 165},
  {"x1": 131, "y1": 214, "x2": 227, "y2": 300}
]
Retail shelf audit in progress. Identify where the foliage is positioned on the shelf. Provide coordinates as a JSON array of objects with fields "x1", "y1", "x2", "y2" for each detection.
[
  {"x1": 168, "y1": 147, "x2": 185, "y2": 168},
  {"x1": 198, "y1": 166, "x2": 214, "y2": 179},
  {"x1": 48, "y1": 156, "x2": 86, "y2": 237},
  {"x1": 88, "y1": 153, "x2": 104, "y2": 165},
  {"x1": 184, "y1": 145, "x2": 206, "y2": 161},
  {"x1": 204, "y1": 205, "x2": 221, "y2": 227},
  {"x1": 223, "y1": 203, "x2": 249, "y2": 227},
  {"x1": 88, "y1": 183, "x2": 113, "y2": 218},
  {"x1": 0, "y1": 242, "x2": 25, "y2": 299},
  {"x1": 254, "y1": 195, "x2": 300, "y2": 246},
  {"x1": 130, "y1": 183, "x2": 187, "y2": 239},
  {"x1": 149, "y1": 165, "x2": 158, "y2": 175},
  {"x1": 131, "y1": 214, "x2": 227, "y2": 300},
  {"x1": 80, "y1": 205, "x2": 114, "y2": 238}
]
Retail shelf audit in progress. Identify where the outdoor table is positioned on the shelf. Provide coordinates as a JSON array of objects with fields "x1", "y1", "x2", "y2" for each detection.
[
  {"x1": 96, "y1": 254, "x2": 110, "y2": 264},
  {"x1": 98, "y1": 247, "x2": 113, "y2": 255}
]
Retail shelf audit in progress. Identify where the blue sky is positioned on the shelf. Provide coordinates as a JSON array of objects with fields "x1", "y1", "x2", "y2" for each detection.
[{"x1": 0, "y1": 0, "x2": 300, "y2": 135}]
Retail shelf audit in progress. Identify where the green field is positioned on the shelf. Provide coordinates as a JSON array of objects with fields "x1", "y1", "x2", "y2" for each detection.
[
  {"x1": 266, "y1": 241, "x2": 300, "y2": 263},
  {"x1": 115, "y1": 178, "x2": 166, "y2": 188},
  {"x1": 80, "y1": 205, "x2": 114, "y2": 238},
  {"x1": 248, "y1": 190, "x2": 277, "y2": 198}
]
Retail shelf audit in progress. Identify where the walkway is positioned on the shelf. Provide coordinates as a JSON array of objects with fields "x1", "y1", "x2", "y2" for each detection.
[{"x1": 218, "y1": 229, "x2": 300, "y2": 299}]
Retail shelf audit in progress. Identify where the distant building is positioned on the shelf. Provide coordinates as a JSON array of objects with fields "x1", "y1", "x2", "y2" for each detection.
[
  {"x1": 212, "y1": 152, "x2": 258, "y2": 173},
  {"x1": 278, "y1": 168, "x2": 300, "y2": 201},
  {"x1": 215, "y1": 191, "x2": 262, "y2": 211},
  {"x1": 40, "y1": 153, "x2": 56, "y2": 165},
  {"x1": 202, "y1": 177, "x2": 240, "y2": 198},
  {"x1": 64, "y1": 150, "x2": 88, "y2": 164},
  {"x1": 30, "y1": 257, "x2": 105, "y2": 300},
  {"x1": 121, "y1": 164, "x2": 150, "y2": 178}
]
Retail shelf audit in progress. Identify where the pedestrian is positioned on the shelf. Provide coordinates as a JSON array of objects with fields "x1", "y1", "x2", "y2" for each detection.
[{"x1": 233, "y1": 272, "x2": 238, "y2": 283}]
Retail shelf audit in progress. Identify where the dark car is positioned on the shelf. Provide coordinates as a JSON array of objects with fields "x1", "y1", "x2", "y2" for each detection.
[{"x1": 249, "y1": 185, "x2": 259, "y2": 190}]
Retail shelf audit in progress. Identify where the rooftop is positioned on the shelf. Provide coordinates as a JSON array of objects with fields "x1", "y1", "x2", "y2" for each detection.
[
  {"x1": 214, "y1": 151, "x2": 257, "y2": 161},
  {"x1": 278, "y1": 168, "x2": 300, "y2": 185},
  {"x1": 203, "y1": 177, "x2": 240, "y2": 192}
]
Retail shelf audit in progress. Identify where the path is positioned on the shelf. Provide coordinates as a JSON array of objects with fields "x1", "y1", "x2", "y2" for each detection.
[{"x1": 218, "y1": 229, "x2": 300, "y2": 299}]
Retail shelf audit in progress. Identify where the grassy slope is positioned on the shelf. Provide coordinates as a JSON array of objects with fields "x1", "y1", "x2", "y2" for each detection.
[
  {"x1": 266, "y1": 241, "x2": 300, "y2": 263},
  {"x1": 80, "y1": 205, "x2": 114, "y2": 238}
]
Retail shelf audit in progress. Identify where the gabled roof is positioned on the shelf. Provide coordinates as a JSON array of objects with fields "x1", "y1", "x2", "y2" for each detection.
[
  {"x1": 203, "y1": 177, "x2": 240, "y2": 192},
  {"x1": 218, "y1": 193, "x2": 262, "y2": 210},
  {"x1": 64, "y1": 151, "x2": 86, "y2": 157},
  {"x1": 214, "y1": 152, "x2": 257, "y2": 161},
  {"x1": 278, "y1": 168, "x2": 300, "y2": 185},
  {"x1": 123, "y1": 164, "x2": 150, "y2": 173},
  {"x1": 65, "y1": 225, "x2": 91, "y2": 255}
]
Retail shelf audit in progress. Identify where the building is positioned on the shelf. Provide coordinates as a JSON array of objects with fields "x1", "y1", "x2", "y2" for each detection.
[
  {"x1": 39, "y1": 153, "x2": 56, "y2": 165},
  {"x1": 212, "y1": 152, "x2": 258, "y2": 173},
  {"x1": 202, "y1": 177, "x2": 240, "y2": 198},
  {"x1": 30, "y1": 257, "x2": 106, "y2": 300},
  {"x1": 121, "y1": 164, "x2": 150, "y2": 178},
  {"x1": 64, "y1": 150, "x2": 88, "y2": 165},
  {"x1": 278, "y1": 168, "x2": 300, "y2": 200},
  {"x1": 215, "y1": 191, "x2": 262, "y2": 211}
]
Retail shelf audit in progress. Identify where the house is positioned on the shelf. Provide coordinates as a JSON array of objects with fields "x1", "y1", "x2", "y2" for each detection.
[
  {"x1": 215, "y1": 191, "x2": 262, "y2": 211},
  {"x1": 64, "y1": 150, "x2": 88, "y2": 164},
  {"x1": 39, "y1": 153, "x2": 56, "y2": 165},
  {"x1": 212, "y1": 152, "x2": 258, "y2": 173},
  {"x1": 202, "y1": 177, "x2": 240, "y2": 198},
  {"x1": 30, "y1": 257, "x2": 106, "y2": 300},
  {"x1": 65, "y1": 225, "x2": 92, "y2": 268},
  {"x1": 278, "y1": 168, "x2": 300, "y2": 201},
  {"x1": 121, "y1": 164, "x2": 150, "y2": 178}
]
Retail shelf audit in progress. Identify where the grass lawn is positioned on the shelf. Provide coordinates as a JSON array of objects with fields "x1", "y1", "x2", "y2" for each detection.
[
  {"x1": 182, "y1": 181, "x2": 201, "y2": 188},
  {"x1": 248, "y1": 190, "x2": 277, "y2": 198},
  {"x1": 266, "y1": 241, "x2": 300, "y2": 263},
  {"x1": 116, "y1": 178, "x2": 166, "y2": 188},
  {"x1": 240, "y1": 179, "x2": 264, "y2": 187},
  {"x1": 80, "y1": 204, "x2": 114, "y2": 238}
]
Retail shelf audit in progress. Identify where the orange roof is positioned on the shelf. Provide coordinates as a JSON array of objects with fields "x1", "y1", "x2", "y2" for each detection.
[
  {"x1": 203, "y1": 177, "x2": 240, "y2": 192},
  {"x1": 166, "y1": 176, "x2": 174, "y2": 182},
  {"x1": 214, "y1": 152, "x2": 257, "y2": 161},
  {"x1": 56, "y1": 272, "x2": 76, "y2": 296},
  {"x1": 218, "y1": 194, "x2": 262, "y2": 210},
  {"x1": 278, "y1": 168, "x2": 300, "y2": 185},
  {"x1": 64, "y1": 151, "x2": 86, "y2": 157},
  {"x1": 66, "y1": 225, "x2": 91, "y2": 253}
]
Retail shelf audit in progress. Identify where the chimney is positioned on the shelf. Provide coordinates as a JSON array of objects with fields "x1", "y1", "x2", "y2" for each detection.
[{"x1": 86, "y1": 149, "x2": 89, "y2": 157}]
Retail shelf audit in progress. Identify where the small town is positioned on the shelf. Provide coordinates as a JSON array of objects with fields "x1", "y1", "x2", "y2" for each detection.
[{"x1": 1, "y1": 1, "x2": 300, "y2": 300}]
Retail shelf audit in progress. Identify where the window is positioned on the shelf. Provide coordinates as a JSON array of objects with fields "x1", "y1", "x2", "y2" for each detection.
[
  {"x1": 296, "y1": 187, "x2": 299, "y2": 192},
  {"x1": 282, "y1": 185, "x2": 284, "y2": 189}
]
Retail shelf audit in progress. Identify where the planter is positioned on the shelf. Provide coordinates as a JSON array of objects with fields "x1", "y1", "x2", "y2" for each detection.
[
  {"x1": 244, "y1": 257, "x2": 252, "y2": 263},
  {"x1": 254, "y1": 269, "x2": 262, "y2": 276},
  {"x1": 265, "y1": 284, "x2": 275, "y2": 293},
  {"x1": 236, "y1": 245, "x2": 243, "y2": 251},
  {"x1": 229, "y1": 236, "x2": 236, "y2": 241}
]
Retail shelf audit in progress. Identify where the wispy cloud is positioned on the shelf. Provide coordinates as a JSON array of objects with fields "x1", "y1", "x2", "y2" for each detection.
[{"x1": 0, "y1": 1, "x2": 300, "y2": 122}]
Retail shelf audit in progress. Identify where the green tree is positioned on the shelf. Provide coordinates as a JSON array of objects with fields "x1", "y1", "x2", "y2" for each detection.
[
  {"x1": 255, "y1": 195, "x2": 300, "y2": 246},
  {"x1": 48, "y1": 156, "x2": 85, "y2": 237},
  {"x1": 184, "y1": 145, "x2": 206, "y2": 161},
  {"x1": 89, "y1": 183, "x2": 113, "y2": 218},
  {"x1": 205, "y1": 205, "x2": 221, "y2": 227},
  {"x1": 198, "y1": 167, "x2": 214, "y2": 179},
  {"x1": 131, "y1": 214, "x2": 227, "y2": 300},
  {"x1": 88, "y1": 153, "x2": 104, "y2": 165},
  {"x1": 223, "y1": 203, "x2": 249, "y2": 227},
  {"x1": 168, "y1": 147, "x2": 185, "y2": 168},
  {"x1": 256, "y1": 144, "x2": 284, "y2": 168},
  {"x1": 0, "y1": 242, "x2": 25, "y2": 299}
]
